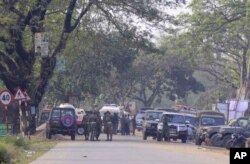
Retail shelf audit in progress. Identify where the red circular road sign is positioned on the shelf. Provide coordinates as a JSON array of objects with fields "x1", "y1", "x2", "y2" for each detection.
[{"x1": 0, "y1": 90, "x2": 13, "y2": 106}]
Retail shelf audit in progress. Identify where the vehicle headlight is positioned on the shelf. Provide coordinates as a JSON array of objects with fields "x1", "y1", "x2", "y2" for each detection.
[
  {"x1": 157, "y1": 123, "x2": 163, "y2": 130},
  {"x1": 178, "y1": 126, "x2": 187, "y2": 131}
]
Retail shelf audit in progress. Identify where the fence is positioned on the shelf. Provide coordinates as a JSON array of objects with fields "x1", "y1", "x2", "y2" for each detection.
[{"x1": 0, "y1": 123, "x2": 13, "y2": 136}]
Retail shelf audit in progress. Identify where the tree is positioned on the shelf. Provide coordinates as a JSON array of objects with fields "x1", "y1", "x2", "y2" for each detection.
[
  {"x1": 175, "y1": 0, "x2": 250, "y2": 99},
  {"x1": 45, "y1": 31, "x2": 137, "y2": 106},
  {"x1": 0, "y1": 0, "x2": 186, "y2": 106},
  {"x1": 127, "y1": 50, "x2": 204, "y2": 107}
]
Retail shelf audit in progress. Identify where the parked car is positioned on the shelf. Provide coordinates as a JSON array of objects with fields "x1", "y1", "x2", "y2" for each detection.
[
  {"x1": 205, "y1": 117, "x2": 250, "y2": 147},
  {"x1": 157, "y1": 111, "x2": 188, "y2": 143},
  {"x1": 211, "y1": 118, "x2": 250, "y2": 147},
  {"x1": 195, "y1": 110, "x2": 225, "y2": 145},
  {"x1": 46, "y1": 103, "x2": 77, "y2": 140},
  {"x1": 142, "y1": 110, "x2": 163, "y2": 140}
]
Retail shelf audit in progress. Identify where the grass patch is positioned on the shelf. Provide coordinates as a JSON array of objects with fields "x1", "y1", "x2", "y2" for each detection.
[{"x1": 0, "y1": 136, "x2": 58, "y2": 164}]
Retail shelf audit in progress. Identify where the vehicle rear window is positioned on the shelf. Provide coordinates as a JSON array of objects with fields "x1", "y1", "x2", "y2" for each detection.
[
  {"x1": 51, "y1": 109, "x2": 60, "y2": 117},
  {"x1": 61, "y1": 108, "x2": 74, "y2": 116},
  {"x1": 51, "y1": 108, "x2": 74, "y2": 117}
]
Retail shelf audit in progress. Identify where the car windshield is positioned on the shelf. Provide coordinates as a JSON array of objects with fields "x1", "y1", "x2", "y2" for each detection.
[
  {"x1": 146, "y1": 112, "x2": 162, "y2": 121},
  {"x1": 237, "y1": 119, "x2": 249, "y2": 128},
  {"x1": 136, "y1": 112, "x2": 145, "y2": 120},
  {"x1": 168, "y1": 114, "x2": 185, "y2": 124},
  {"x1": 201, "y1": 117, "x2": 225, "y2": 126},
  {"x1": 185, "y1": 116, "x2": 196, "y2": 126}
]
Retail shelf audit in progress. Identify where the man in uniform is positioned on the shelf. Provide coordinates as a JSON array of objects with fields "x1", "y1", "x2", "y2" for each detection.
[
  {"x1": 88, "y1": 111, "x2": 98, "y2": 141},
  {"x1": 103, "y1": 111, "x2": 113, "y2": 141},
  {"x1": 82, "y1": 111, "x2": 90, "y2": 140},
  {"x1": 95, "y1": 111, "x2": 102, "y2": 141},
  {"x1": 162, "y1": 114, "x2": 169, "y2": 141}
]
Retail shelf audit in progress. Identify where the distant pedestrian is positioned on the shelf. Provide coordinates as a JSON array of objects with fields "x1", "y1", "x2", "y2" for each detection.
[
  {"x1": 187, "y1": 125, "x2": 194, "y2": 142},
  {"x1": 131, "y1": 115, "x2": 136, "y2": 135},
  {"x1": 103, "y1": 111, "x2": 113, "y2": 141},
  {"x1": 112, "y1": 113, "x2": 119, "y2": 134}
]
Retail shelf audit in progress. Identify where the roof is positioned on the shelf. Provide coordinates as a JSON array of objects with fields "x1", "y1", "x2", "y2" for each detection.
[
  {"x1": 162, "y1": 111, "x2": 187, "y2": 116},
  {"x1": 145, "y1": 110, "x2": 164, "y2": 113},
  {"x1": 58, "y1": 103, "x2": 75, "y2": 109},
  {"x1": 99, "y1": 105, "x2": 121, "y2": 113},
  {"x1": 196, "y1": 110, "x2": 225, "y2": 117}
]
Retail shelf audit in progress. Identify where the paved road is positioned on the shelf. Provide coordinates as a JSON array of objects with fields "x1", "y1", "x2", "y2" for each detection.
[{"x1": 31, "y1": 134, "x2": 229, "y2": 164}]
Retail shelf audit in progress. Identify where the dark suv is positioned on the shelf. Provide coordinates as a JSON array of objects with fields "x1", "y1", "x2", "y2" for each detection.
[
  {"x1": 157, "y1": 111, "x2": 188, "y2": 143},
  {"x1": 142, "y1": 110, "x2": 163, "y2": 140},
  {"x1": 195, "y1": 110, "x2": 225, "y2": 145},
  {"x1": 46, "y1": 103, "x2": 77, "y2": 140}
]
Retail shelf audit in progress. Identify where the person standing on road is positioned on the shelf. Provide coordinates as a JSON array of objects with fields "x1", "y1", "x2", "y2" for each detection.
[
  {"x1": 82, "y1": 112, "x2": 90, "y2": 140},
  {"x1": 95, "y1": 111, "x2": 102, "y2": 141},
  {"x1": 131, "y1": 115, "x2": 136, "y2": 135},
  {"x1": 103, "y1": 111, "x2": 113, "y2": 141},
  {"x1": 187, "y1": 124, "x2": 194, "y2": 142},
  {"x1": 88, "y1": 111, "x2": 99, "y2": 141},
  {"x1": 162, "y1": 114, "x2": 169, "y2": 141},
  {"x1": 112, "y1": 113, "x2": 119, "y2": 134}
]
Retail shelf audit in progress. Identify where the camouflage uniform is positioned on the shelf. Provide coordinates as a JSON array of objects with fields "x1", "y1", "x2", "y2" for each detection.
[
  {"x1": 95, "y1": 112, "x2": 102, "y2": 141},
  {"x1": 88, "y1": 112, "x2": 98, "y2": 141},
  {"x1": 103, "y1": 111, "x2": 113, "y2": 141},
  {"x1": 82, "y1": 113, "x2": 90, "y2": 140}
]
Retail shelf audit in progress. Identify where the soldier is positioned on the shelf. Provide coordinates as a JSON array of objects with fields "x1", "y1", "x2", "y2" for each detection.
[
  {"x1": 112, "y1": 113, "x2": 119, "y2": 134},
  {"x1": 82, "y1": 111, "x2": 90, "y2": 140},
  {"x1": 95, "y1": 111, "x2": 102, "y2": 141},
  {"x1": 103, "y1": 111, "x2": 113, "y2": 141},
  {"x1": 88, "y1": 111, "x2": 98, "y2": 141},
  {"x1": 162, "y1": 114, "x2": 169, "y2": 141}
]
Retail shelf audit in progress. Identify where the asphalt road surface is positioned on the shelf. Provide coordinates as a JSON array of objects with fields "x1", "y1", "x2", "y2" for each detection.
[{"x1": 31, "y1": 133, "x2": 229, "y2": 164}]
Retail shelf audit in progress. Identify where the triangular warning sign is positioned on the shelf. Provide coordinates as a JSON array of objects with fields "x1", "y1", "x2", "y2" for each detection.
[
  {"x1": 23, "y1": 91, "x2": 31, "y2": 101},
  {"x1": 14, "y1": 88, "x2": 26, "y2": 100}
]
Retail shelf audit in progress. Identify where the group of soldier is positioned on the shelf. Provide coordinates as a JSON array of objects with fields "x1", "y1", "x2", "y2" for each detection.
[{"x1": 82, "y1": 110, "x2": 115, "y2": 141}]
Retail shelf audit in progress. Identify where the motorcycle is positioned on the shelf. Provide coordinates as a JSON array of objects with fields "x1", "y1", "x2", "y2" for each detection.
[{"x1": 225, "y1": 132, "x2": 246, "y2": 149}]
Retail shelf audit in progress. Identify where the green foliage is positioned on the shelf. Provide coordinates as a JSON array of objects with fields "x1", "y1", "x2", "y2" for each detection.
[
  {"x1": 14, "y1": 137, "x2": 30, "y2": 150},
  {"x1": 0, "y1": 143, "x2": 10, "y2": 163}
]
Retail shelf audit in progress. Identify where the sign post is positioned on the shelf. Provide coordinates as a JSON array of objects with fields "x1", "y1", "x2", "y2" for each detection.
[
  {"x1": 0, "y1": 90, "x2": 13, "y2": 123},
  {"x1": 14, "y1": 88, "x2": 26, "y2": 137}
]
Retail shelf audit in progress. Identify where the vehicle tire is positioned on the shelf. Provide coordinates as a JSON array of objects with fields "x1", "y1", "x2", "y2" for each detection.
[
  {"x1": 225, "y1": 139, "x2": 233, "y2": 149},
  {"x1": 195, "y1": 136, "x2": 202, "y2": 145},
  {"x1": 157, "y1": 132, "x2": 162, "y2": 141},
  {"x1": 211, "y1": 134, "x2": 223, "y2": 147},
  {"x1": 222, "y1": 135, "x2": 232, "y2": 147},
  {"x1": 47, "y1": 131, "x2": 52, "y2": 139},
  {"x1": 182, "y1": 137, "x2": 187, "y2": 143},
  {"x1": 143, "y1": 132, "x2": 147, "y2": 140},
  {"x1": 71, "y1": 133, "x2": 76, "y2": 140},
  {"x1": 77, "y1": 127, "x2": 84, "y2": 135}
]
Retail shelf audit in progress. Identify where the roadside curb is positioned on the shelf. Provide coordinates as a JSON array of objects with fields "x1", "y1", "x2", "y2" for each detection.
[{"x1": 198, "y1": 145, "x2": 228, "y2": 151}]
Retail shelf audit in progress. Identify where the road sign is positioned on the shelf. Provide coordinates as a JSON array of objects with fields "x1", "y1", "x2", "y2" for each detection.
[
  {"x1": 14, "y1": 88, "x2": 26, "y2": 100},
  {"x1": 23, "y1": 90, "x2": 31, "y2": 101},
  {"x1": 0, "y1": 90, "x2": 12, "y2": 106}
]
